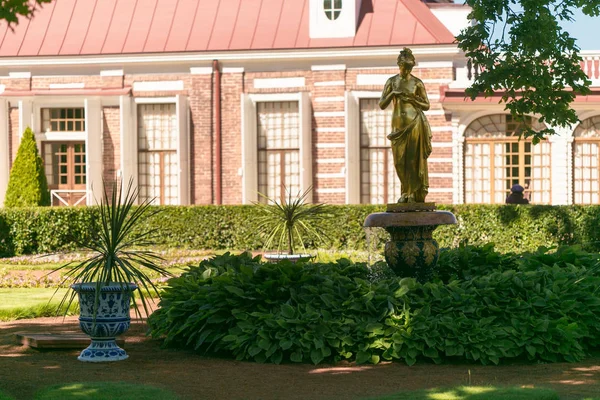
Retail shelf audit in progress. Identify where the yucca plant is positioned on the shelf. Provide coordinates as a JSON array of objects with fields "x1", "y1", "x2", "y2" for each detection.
[
  {"x1": 52, "y1": 178, "x2": 172, "y2": 323},
  {"x1": 254, "y1": 186, "x2": 332, "y2": 255}
]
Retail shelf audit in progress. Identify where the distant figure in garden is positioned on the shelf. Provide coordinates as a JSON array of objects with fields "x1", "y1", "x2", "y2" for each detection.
[
  {"x1": 506, "y1": 184, "x2": 529, "y2": 204},
  {"x1": 379, "y1": 47, "x2": 432, "y2": 203}
]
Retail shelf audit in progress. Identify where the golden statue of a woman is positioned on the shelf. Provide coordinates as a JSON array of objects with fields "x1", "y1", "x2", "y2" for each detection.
[{"x1": 379, "y1": 48, "x2": 432, "y2": 203}]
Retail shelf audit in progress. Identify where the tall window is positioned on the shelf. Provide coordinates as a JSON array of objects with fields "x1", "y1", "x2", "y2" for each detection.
[
  {"x1": 573, "y1": 116, "x2": 600, "y2": 204},
  {"x1": 138, "y1": 104, "x2": 178, "y2": 205},
  {"x1": 323, "y1": 0, "x2": 342, "y2": 20},
  {"x1": 359, "y1": 98, "x2": 400, "y2": 204},
  {"x1": 257, "y1": 101, "x2": 300, "y2": 203},
  {"x1": 464, "y1": 114, "x2": 551, "y2": 204},
  {"x1": 41, "y1": 108, "x2": 85, "y2": 132}
]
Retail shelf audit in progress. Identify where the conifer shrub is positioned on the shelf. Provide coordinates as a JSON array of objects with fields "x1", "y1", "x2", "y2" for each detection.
[{"x1": 4, "y1": 127, "x2": 50, "y2": 207}]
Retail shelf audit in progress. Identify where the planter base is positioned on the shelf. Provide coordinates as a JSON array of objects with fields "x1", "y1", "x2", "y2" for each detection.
[{"x1": 78, "y1": 338, "x2": 128, "y2": 362}]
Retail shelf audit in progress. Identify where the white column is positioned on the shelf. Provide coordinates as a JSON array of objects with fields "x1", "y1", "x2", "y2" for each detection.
[
  {"x1": 85, "y1": 98, "x2": 103, "y2": 205},
  {"x1": 451, "y1": 116, "x2": 464, "y2": 204},
  {"x1": 345, "y1": 91, "x2": 360, "y2": 204},
  {"x1": 0, "y1": 99, "x2": 9, "y2": 206},
  {"x1": 299, "y1": 91, "x2": 313, "y2": 202},
  {"x1": 548, "y1": 125, "x2": 572, "y2": 205},
  {"x1": 241, "y1": 93, "x2": 258, "y2": 204},
  {"x1": 176, "y1": 94, "x2": 190, "y2": 205},
  {"x1": 18, "y1": 99, "x2": 33, "y2": 136},
  {"x1": 119, "y1": 95, "x2": 137, "y2": 193}
]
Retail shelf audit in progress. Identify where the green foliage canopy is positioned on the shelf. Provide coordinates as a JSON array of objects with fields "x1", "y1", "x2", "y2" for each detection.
[
  {"x1": 0, "y1": 0, "x2": 52, "y2": 25},
  {"x1": 4, "y1": 127, "x2": 50, "y2": 208},
  {"x1": 459, "y1": 0, "x2": 600, "y2": 142},
  {"x1": 148, "y1": 247, "x2": 600, "y2": 366}
]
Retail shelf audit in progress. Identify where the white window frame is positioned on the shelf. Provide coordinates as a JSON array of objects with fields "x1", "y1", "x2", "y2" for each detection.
[
  {"x1": 241, "y1": 92, "x2": 312, "y2": 204},
  {"x1": 133, "y1": 96, "x2": 190, "y2": 205},
  {"x1": 345, "y1": 90, "x2": 381, "y2": 204}
]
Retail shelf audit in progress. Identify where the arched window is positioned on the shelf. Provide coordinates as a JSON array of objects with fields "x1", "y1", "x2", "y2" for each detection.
[
  {"x1": 573, "y1": 116, "x2": 600, "y2": 204},
  {"x1": 323, "y1": 0, "x2": 342, "y2": 20},
  {"x1": 464, "y1": 114, "x2": 551, "y2": 204}
]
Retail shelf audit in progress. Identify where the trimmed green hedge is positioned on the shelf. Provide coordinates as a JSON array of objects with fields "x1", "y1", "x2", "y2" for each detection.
[{"x1": 0, "y1": 204, "x2": 598, "y2": 256}]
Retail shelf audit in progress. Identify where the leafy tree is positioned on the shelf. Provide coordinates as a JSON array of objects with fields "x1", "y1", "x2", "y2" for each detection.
[
  {"x1": 4, "y1": 127, "x2": 50, "y2": 207},
  {"x1": 0, "y1": 0, "x2": 52, "y2": 25},
  {"x1": 458, "y1": 0, "x2": 600, "y2": 142}
]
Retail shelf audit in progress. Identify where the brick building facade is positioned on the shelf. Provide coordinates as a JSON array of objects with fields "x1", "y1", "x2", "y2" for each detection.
[{"x1": 0, "y1": 0, "x2": 599, "y2": 206}]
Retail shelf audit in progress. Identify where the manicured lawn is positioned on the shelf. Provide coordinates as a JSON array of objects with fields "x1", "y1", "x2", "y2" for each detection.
[
  {"x1": 0, "y1": 288, "x2": 68, "y2": 310},
  {"x1": 0, "y1": 390, "x2": 14, "y2": 400},
  {"x1": 0, "y1": 263, "x2": 64, "y2": 271},
  {"x1": 368, "y1": 385, "x2": 560, "y2": 400},
  {"x1": 0, "y1": 288, "x2": 75, "y2": 321},
  {"x1": 34, "y1": 382, "x2": 179, "y2": 400}
]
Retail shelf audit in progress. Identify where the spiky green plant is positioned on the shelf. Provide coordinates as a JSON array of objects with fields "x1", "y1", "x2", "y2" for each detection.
[
  {"x1": 254, "y1": 186, "x2": 332, "y2": 255},
  {"x1": 51, "y1": 179, "x2": 172, "y2": 322}
]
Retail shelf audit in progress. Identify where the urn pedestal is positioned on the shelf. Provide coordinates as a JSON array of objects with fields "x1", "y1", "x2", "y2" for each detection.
[
  {"x1": 71, "y1": 283, "x2": 137, "y2": 362},
  {"x1": 364, "y1": 205, "x2": 456, "y2": 283}
]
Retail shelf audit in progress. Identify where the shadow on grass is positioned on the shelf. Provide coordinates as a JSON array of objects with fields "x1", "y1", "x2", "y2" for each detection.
[
  {"x1": 33, "y1": 381, "x2": 179, "y2": 400},
  {"x1": 366, "y1": 385, "x2": 560, "y2": 400}
]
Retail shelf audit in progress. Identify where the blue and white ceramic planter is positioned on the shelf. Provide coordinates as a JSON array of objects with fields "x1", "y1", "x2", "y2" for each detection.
[{"x1": 71, "y1": 282, "x2": 137, "y2": 362}]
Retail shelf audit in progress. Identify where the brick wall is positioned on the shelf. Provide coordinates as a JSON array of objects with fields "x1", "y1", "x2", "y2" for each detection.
[
  {"x1": 102, "y1": 106, "x2": 120, "y2": 196},
  {"x1": 189, "y1": 74, "x2": 213, "y2": 204},
  {"x1": 219, "y1": 73, "x2": 244, "y2": 204},
  {"x1": 1, "y1": 62, "x2": 459, "y2": 207}
]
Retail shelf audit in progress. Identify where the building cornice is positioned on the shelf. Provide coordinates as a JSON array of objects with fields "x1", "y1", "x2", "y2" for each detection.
[{"x1": 0, "y1": 45, "x2": 461, "y2": 68}]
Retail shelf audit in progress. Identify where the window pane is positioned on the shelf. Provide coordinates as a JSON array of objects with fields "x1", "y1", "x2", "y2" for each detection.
[
  {"x1": 137, "y1": 103, "x2": 178, "y2": 205},
  {"x1": 359, "y1": 98, "x2": 397, "y2": 204},
  {"x1": 257, "y1": 101, "x2": 300, "y2": 203},
  {"x1": 464, "y1": 114, "x2": 550, "y2": 204}
]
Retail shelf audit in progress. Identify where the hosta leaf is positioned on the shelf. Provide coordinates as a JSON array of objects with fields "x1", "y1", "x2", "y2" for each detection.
[
  {"x1": 290, "y1": 351, "x2": 303, "y2": 362},
  {"x1": 280, "y1": 339, "x2": 294, "y2": 350},
  {"x1": 310, "y1": 349, "x2": 324, "y2": 365},
  {"x1": 225, "y1": 286, "x2": 244, "y2": 296},
  {"x1": 356, "y1": 351, "x2": 371, "y2": 364},
  {"x1": 248, "y1": 345, "x2": 262, "y2": 357},
  {"x1": 281, "y1": 304, "x2": 295, "y2": 319}
]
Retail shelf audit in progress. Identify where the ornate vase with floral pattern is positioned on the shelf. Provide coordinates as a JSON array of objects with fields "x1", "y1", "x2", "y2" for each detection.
[
  {"x1": 71, "y1": 283, "x2": 137, "y2": 362},
  {"x1": 364, "y1": 207, "x2": 456, "y2": 283}
]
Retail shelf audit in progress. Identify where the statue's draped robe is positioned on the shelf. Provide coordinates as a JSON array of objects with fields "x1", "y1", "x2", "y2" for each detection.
[{"x1": 386, "y1": 100, "x2": 432, "y2": 203}]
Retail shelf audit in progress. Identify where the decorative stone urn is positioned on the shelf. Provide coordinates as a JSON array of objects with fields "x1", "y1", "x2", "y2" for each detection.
[
  {"x1": 71, "y1": 283, "x2": 137, "y2": 362},
  {"x1": 364, "y1": 204, "x2": 456, "y2": 283}
]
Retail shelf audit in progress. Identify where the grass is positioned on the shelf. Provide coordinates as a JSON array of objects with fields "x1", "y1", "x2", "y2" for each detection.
[
  {"x1": 0, "y1": 263, "x2": 64, "y2": 271},
  {"x1": 368, "y1": 386, "x2": 560, "y2": 400},
  {"x1": 0, "y1": 390, "x2": 14, "y2": 400},
  {"x1": 33, "y1": 382, "x2": 179, "y2": 400},
  {"x1": 0, "y1": 288, "x2": 77, "y2": 321}
]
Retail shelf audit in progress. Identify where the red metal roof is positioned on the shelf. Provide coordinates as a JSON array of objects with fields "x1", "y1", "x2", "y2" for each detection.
[{"x1": 0, "y1": 0, "x2": 455, "y2": 57}]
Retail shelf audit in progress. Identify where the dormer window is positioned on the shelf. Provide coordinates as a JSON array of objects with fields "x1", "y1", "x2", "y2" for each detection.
[{"x1": 324, "y1": 0, "x2": 342, "y2": 20}]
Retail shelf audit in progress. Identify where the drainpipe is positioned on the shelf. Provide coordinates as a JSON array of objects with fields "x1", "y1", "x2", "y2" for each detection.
[{"x1": 213, "y1": 59, "x2": 222, "y2": 204}]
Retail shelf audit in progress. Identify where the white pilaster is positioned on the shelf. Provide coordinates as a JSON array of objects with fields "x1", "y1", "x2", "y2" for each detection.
[
  {"x1": 345, "y1": 91, "x2": 360, "y2": 204},
  {"x1": 299, "y1": 91, "x2": 313, "y2": 203},
  {"x1": 451, "y1": 116, "x2": 464, "y2": 204},
  {"x1": 18, "y1": 99, "x2": 33, "y2": 136},
  {"x1": 176, "y1": 95, "x2": 190, "y2": 205},
  {"x1": 0, "y1": 99, "x2": 9, "y2": 206},
  {"x1": 548, "y1": 125, "x2": 572, "y2": 205},
  {"x1": 241, "y1": 93, "x2": 258, "y2": 204},
  {"x1": 85, "y1": 98, "x2": 103, "y2": 205},
  {"x1": 119, "y1": 95, "x2": 137, "y2": 195}
]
